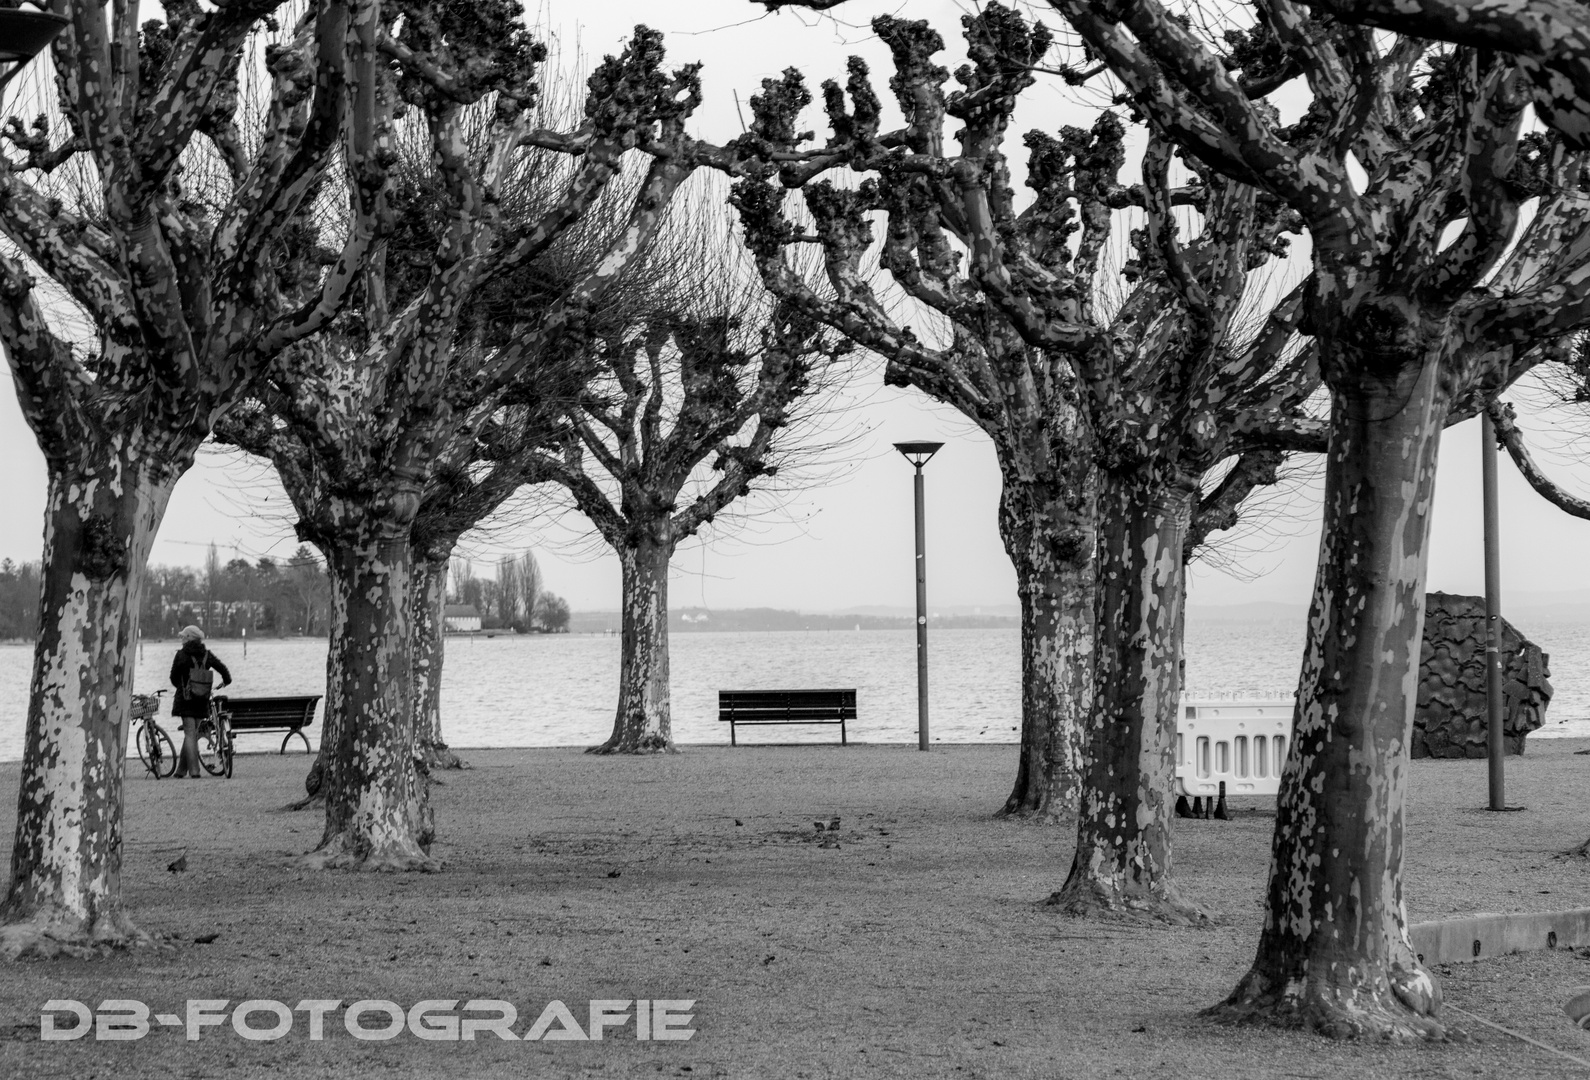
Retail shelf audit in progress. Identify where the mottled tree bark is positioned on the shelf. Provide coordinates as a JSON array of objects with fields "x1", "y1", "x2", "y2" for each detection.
[
  {"x1": 412, "y1": 554, "x2": 465, "y2": 771},
  {"x1": 296, "y1": 550, "x2": 346, "y2": 809},
  {"x1": 593, "y1": 539, "x2": 675, "y2": 754},
  {"x1": 1049, "y1": 473, "x2": 1202, "y2": 924},
  {"x1": 1211, "y1": 355, "x2": 1448, "y2": 1037},
  {"x1": 1, "y1": 459, "x2": 176, "y2": 957},
  {"x1": 305, "y1": 536, "x2": 436, "y2": 871},
  {"x1": 998, "y1": 468, "x2": 1094, "y2": 820}
]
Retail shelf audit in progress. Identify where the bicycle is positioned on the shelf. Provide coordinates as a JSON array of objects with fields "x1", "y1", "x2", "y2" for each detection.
[
  {"x1": 131, "y1": 690, "x2": 176, "y2": 779},
  {"x1": 195, "y1": 694, "x2": 234, "y2": 779}
]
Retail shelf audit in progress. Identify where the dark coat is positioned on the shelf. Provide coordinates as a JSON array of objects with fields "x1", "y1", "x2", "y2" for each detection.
[{"x1": 170, "y1": 641, "x2": 232, "y2": 718}]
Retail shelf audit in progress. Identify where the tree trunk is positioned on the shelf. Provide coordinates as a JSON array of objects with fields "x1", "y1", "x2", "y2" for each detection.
[
  {"x1": 1211, "y1": 358, "x2": 1448, "y2": 1039},
  {"x1": 412, "y1": 555, "x2": 465, "y2": 771},
  {"x1": 998, "y1": 470, "x2": 1094, "y2": 820},
  {"x1": 295, "y1": 556, "x2": 346, "y2": 810},
  {"x1": 591, "y1": 539, "x2": 675, "y2": 754},
  {"x1": 1049, "y1": 472, "x2": 1202, "y2": 924},
  {"x1": 305, "y1": 536, "x2": 436, "y2": 871},
  {"x1": 1, "y1": 459, "x2": 174, "y2": 957}
]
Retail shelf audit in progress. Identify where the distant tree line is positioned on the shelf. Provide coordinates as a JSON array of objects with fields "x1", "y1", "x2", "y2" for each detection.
[
  {"x1": 0, "y1": 546, "x2": 335, "y2": 642},
  {"x1": 447, "y1": 553, "x2": 569, "y2": 634},
  {"x1": 0, "y1": 544, "x2": 580, "y2": 640},
  {"x1": 669, "y1": 608, "x2": 1018, "y2": 634},
  {"x1": 141, "y1": 545, "x2": 336, "y2": 639},
  {"x1": 0, "y1": 560, "x2": 40, "y2": 641}
]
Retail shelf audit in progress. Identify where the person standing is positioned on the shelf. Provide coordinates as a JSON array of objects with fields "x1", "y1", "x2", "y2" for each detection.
[{"x1": 170, "y1": 625, "x2": 232, "y2": 778}]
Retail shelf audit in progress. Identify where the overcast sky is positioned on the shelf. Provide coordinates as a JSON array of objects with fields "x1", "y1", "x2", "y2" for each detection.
[{"x1": 2, "y1": 0, "x2": 1589, "y2": 614}]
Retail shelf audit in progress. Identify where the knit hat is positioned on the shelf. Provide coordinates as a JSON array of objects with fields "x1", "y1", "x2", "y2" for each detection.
[{"x1": 179, "y1": 625, "x2": 205, "y2": 643}]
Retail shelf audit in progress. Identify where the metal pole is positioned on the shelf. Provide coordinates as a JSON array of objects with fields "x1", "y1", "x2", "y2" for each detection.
[
  {"x1": 1482, "y1": 410, "x2": 1505, "y2": 810},
  {"x1": 913, "y1": 464, "x2": 929, "y2": 751}
]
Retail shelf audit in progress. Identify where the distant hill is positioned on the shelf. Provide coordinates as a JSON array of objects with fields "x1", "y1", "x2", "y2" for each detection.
[
  {"x1": 834, "y1": 603, "x2": 1021, "y2": 619},
  {"x1": 566, "y1": 606, "x2": 1020, "y2": 634},
  {"x1": 568, "y1": 594, "x2": 1590, "y2": 635},
  {"x1": 1186, "y1": 595, "x2": 1590, "y2": 625},
  {"x1": 1187, "y1": 602, "x2": 1308, "y2": 623}
]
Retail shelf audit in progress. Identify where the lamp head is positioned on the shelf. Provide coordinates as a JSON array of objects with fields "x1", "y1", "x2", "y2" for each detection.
[
  {"x1": 893, "y1": 441, "x2": 944, "y2": 469},
  {"x1": 0, "y1": 9, "x2": 67, "y2": 92}
]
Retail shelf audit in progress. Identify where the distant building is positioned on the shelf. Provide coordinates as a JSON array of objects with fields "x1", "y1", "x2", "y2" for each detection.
[
  {"x1": 444, "y1": 605, "x2": 482, "y2": 633},
  {"x1": 167, "y1": 599, "x2": 264, "y2": 630}
]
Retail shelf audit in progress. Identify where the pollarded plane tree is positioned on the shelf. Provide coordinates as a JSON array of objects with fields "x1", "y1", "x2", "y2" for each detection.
[
  {"x1": 527, "y1": 247, "x2": 851, "y2": 755},
  {"x1": 226, "y1": 207, "x2": 660, "y2": 791},
  {"x1": 215, "y1": 12, "x2": 709, "y2": 870},
  {"x1": 859, "y1": 9, "x2": 1323, "y2": 921},
  {"x1": 401, "y1": 233, "x2": 688, "y2": 773},
  {"x1": 719, "y1": 8, "x2": 1324, "y2": 912},
  {"x1": 1042, "y1": 0, "x2": 1590, "y2": 1036},
  {"x1": 221, "y1": 355, "x2": 581, "y2": 785},
  {"x1": 224, "y1": 88, "x2": 668, "y2": 789},
  {"x1": 397, "y1": 188, "x2": 690, "y2": 775},
  {"x1": 727, "y1": 63, "x2": 1098, "y2": 820},
  {"x1": 728, "y1": 67, "x2": 1310, "y2": 820},
  {"x1": 752, "y1": 0, "x2": 1590, "y2": 145},
  {"x1": 405, "y1": 360, "x2": 593, "y2": 773},
  {"x1": 0, "y1": 0, "x2": 385, "y2": 957}
]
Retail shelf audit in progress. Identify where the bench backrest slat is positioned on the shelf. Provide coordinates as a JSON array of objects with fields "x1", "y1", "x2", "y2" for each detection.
[
  {"x1": 217, "y1": 695, "x2": 321, "y2": 731},
  {"x1": 718, "y1": 689, "x2": 856, "y2": 720}
]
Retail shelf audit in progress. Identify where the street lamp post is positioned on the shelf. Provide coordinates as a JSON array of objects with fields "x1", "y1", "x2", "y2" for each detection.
[
  {"x1": 1481, "y1": 410, "x2": 1506, "y2": 810},
  {"x1": 0, "y1": 8, "x2": 69, "y2": 96},
  {"x1": 894, "y1": 441, "x2": 943, "y2": 752}
]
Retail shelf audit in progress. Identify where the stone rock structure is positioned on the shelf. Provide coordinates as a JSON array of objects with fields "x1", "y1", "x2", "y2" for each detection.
[{"x1": 1415, "y1": 592, "x2": 1553, "y2": 758}]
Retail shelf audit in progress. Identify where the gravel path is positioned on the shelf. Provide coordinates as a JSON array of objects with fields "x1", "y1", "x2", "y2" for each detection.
[{"x1": 3, "y1": 739, "x2": 1590, "y2": 1077}]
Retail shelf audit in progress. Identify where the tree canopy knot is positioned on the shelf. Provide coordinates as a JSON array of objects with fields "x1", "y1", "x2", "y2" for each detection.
[{"x1": 78, "y1": 512, "x2": 128, "y2": 581}]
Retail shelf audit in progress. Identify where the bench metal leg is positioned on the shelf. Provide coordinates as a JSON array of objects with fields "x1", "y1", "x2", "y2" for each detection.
[
  {"x1": 730, "y1": 721, "x2": 737, "y2": 747},
  {"x1": 282, "y1": 729, "x2": 311, "y2": 754},
  {"x1": 841, "y1": 720, "x2": 847, "y2": 746}
]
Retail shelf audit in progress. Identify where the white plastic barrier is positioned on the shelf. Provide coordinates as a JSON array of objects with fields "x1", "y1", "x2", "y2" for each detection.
[{"x1": 1174, "y1": 697, "x2": 1296, "y2": 798}]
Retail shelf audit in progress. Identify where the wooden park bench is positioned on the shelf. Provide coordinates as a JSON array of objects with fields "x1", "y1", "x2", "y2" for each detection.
[
  {"x1": 718, "y1": 689, "x2": 856, "y2": 746},
  {"x1": 215, "y1": 694, "x2": 321, "y2": 754}
]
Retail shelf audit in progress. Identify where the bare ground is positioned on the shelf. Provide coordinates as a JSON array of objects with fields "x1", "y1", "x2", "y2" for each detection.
[{"x1": 3, "y1": 739, "x2": 1590, "y2": 1078}]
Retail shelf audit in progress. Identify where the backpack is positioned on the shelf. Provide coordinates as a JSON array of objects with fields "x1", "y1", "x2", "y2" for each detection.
[{"x1": 186, "y1": 650, "x2": 214, "y2": 700}]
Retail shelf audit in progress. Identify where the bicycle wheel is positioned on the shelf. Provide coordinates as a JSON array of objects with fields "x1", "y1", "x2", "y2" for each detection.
[
  {"x1": 217, "y1": 716, "x2": 233, "y2": 779},
  {"x1": 137, "y1": 722, "x2": 176, "y2": 779},
  {"x1": 197, "y1": 717, "x2": 227, "y2": 776}
]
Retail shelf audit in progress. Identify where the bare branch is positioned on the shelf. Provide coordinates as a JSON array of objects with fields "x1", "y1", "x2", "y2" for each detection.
[{"x1": 1488, "y1": 399, "x2": 1590, "y2": 519}]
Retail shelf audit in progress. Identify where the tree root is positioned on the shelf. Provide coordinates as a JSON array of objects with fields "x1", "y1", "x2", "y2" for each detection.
[
  {"x1": 1045, "y1": 875, "x2": 1209, "y2": 927},
  {"x1": 997, "y1": 772, "x2": 1078, "y2": 821},
  {"x1": 1205, "y1": 964, "x2": 1452, "y2": 1041},
  {"x1": 994, "y1": 801, "x2": 1073, "y2": 825},
  {"x1": 282, "y1": 791, "x2": 324, "y2": 812},
  {"x1": 302, "y1": 758, "x2": 326, "y2": 798},
  {"x1": 586, "y1": 733, "x2": 675, "y2": 755},
  {"x1": 301, "y1": 833, "x2": 440, "y2": 873},
  {"x1": 0, "y1": 907, "x2": 163, "y2": 961},
  {"x1": 419, "y1": 742, "x2": 469, "y2": 771}
]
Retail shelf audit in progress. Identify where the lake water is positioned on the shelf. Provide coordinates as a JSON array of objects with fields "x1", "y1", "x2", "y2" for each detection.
[{"x1": 2, "y1": 619, "x2": 1588, "y2": 760}]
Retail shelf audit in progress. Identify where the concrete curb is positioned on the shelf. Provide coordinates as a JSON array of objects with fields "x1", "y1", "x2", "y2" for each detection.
[{"x1": 1412, "y1": 908, "x2": 1590, "y2": 964}]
